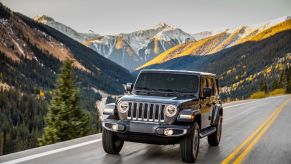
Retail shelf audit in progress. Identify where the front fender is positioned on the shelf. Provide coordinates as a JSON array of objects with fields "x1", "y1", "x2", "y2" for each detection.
[
  {"x1": 103, "y1": 103, "x2": 116, "y2": 115},
  {"x1": 102, "y1": 103, "x2": 118, "y2": 121}
]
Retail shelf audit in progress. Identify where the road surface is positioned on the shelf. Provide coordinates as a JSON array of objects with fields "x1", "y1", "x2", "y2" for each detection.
[{"x1": 0, "y1": 95, "x2": 290, "y2": 164}]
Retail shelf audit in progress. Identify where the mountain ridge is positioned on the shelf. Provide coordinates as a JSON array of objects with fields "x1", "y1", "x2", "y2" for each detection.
[
  {"x1": 0, "y1": 3, "x2": 133, "y2": 95},
  {"x1": 32, "y1": 13, "x2": 291, "y2": 73},
  {"x1": 137, "y1": 16, "x2": 291, "y2": 70},
  {"x1": 138, "y1": 29, "x2": 291, "y2": 100},
  {"x1": 87, "y1": 23, "x2": 195, "y2": 70},
  {"x1": 34, "y1": 16, "x2": 196, "y2": 70},
  {"x1": 34, "y1": 15, "x2": 100, "y2": 43}
]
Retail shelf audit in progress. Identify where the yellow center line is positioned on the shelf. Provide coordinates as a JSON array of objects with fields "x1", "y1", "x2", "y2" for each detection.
[
  {"x1": 221, "y1": 98, "x2": 290, "y2": 164},
  {"x1": 233, "y1": 99, "x2": 289, "y2": 164},
  {"x1": 221, "y1": 103, "x2": 281, "y2": 163}
]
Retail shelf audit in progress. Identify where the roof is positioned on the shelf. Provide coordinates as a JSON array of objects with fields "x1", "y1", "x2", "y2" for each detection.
[{"x1": 140, "y1": 69, "x2": 216, "y2": 76}]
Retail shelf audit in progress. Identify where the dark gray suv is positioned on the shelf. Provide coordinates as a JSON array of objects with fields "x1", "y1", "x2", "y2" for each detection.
[{"x1": 102, "y1": 69, "x2": 223, "y2": 163}]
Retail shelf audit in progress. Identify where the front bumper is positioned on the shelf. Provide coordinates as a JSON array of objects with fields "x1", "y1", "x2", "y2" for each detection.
[{"x1": 103, "y1": 119, "x2": 190, "y2": 137}]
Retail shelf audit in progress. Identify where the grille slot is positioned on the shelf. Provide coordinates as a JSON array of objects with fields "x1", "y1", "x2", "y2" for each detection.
[{"x1": 127, "y1": 102, "x2": 165, "y2": 123}]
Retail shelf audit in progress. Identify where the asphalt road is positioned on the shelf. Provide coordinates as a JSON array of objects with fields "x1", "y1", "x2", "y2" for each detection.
[{"x1": 0, "y1": 95, "x2": 290, "y2": 164}]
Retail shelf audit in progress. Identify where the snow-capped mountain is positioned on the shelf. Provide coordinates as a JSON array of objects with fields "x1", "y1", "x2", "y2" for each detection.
[
  {"x1": 34, "y1": 14, "x2": 290, "y2": 71},
  {"x1": 138, "y1": 16, "x2": 291, "y2": 69},
  {"x1": 86, "y1": 35, "x2": 143, "y2": 70},
  {"x1": 192, "y1": 31, "x2": 215, "y2": 40},
  {"x1": 34, "y1": 15, "x2": 99, "y2": 43},
  {"x1": 86, "y1": 23, "x2": 195, "y2": 70},
  {"x1": 34, "y1": 16, "x2": 195, "y2": 70},
  {"x1": 191, "y1": 16, "x2": 291, "y2": 41},
  {"x1": 120, "y1": 23, "x2": 170, "y2": 54},
  {"x1": 191, "y1": 29, "x2": 229, "y2": 41}
]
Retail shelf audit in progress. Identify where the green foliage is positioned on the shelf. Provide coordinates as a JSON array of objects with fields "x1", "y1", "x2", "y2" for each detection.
[
  {"x1": 0, "y1": 89, "x2": 47, "y2": 155},
  {"x1": 271, "y1": 80, "x2": 281, "y2": 90},
  {"x1": 282, "y1": 66, "x2": 291, "y2": 93},
  {"x1": 259, "y1": 80, "x2": 268, "y2": 93},
  {"x1": 38, "y1": 60, "x2": 90, "y2": 146},
  {"x1": 250, "y1": 91, "x2": 267, "y2": 99},
  {"x1": 0, "y1": 3, "x2": 134, "y2": 154},
  {"x1": 79, "y1": 90, "x2": 102, "y2": 133}
]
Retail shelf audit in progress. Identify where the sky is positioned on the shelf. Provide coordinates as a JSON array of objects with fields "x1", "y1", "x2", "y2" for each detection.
[{"x1": 1, "y1": 0, "x2": 291, "y2": 35}]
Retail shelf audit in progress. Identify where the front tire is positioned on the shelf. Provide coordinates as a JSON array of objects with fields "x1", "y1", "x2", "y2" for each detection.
[
  {"x1": 208, "y1": 114, "x2": 222, "y2": 146},
  {"x1": 180, "y1": 122, "x2": 200, "y2": 163},
  {"x1": 102, "y1": 128, "x2": 124, "y2": 154}
]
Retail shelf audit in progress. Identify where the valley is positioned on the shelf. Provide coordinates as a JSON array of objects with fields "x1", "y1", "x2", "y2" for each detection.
[
  {"x1": 0, "y1": 3, "x2": 133, "y2": 155},
  {"x1": 0, "y1": 1, "x2": 291, "y2": 157}
]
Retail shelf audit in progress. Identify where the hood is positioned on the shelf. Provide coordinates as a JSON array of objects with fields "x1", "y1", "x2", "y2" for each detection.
[{"x1": 118, "y1": 94, "x2": 197, "y2": 106}]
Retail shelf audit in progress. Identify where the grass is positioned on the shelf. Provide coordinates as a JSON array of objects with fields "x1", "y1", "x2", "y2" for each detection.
[
  {"x1": 250, "y1": 88, "x2": 286, "y2": 99},
  {"x1": 250, "y1": 91, "x2": 267, "y2": 99},
  {"x1": 269, "y1": 88, "x2": 286, "y2": 96}
]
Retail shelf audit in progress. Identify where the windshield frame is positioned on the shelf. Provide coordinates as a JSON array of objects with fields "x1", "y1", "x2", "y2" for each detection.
[{"x1": 132, "y1": 71, "x2": 201, "y2": 95}]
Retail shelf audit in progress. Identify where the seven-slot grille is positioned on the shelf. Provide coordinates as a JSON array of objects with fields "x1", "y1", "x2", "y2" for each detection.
[{"x1": 127, "y1": 102, "x2": 165, "y2": 122}]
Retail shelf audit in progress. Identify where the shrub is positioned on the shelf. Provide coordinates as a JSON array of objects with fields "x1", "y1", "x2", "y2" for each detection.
[
  {"x1": 269, "y1": 88, "x2": 286, "y2": 96},
  {"x1": 250, "y1": 91, "x2": 267, "y2": 99}
]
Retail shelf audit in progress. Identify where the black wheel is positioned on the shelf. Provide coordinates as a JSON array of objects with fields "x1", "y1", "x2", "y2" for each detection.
[
  {"x1": 180, "y1": 122, "x2": 200, "y2": 163},
  {"x1": 208, "y1": 114, "x2": 222, "y2": 146},
  {"x1": 102, "y1": 128, "x2": 124, "y2": 154}
]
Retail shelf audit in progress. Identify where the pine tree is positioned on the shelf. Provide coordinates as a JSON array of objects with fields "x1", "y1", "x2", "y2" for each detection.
[
  {"x1": 285, "y1": 67, "x2": 291, "y2": 93},
  {"x1": 271, "y1": 80, "x2": 280, "y2": 90},
  {"x1": 38, "y1": 60, "x2": 90, "y2": 146},
  {"x1": 279, "y1": 68, "x2": 288, "y2": 90},
  {"x1": 259, "y1": 80, "x2": 267, "y2": 93}
]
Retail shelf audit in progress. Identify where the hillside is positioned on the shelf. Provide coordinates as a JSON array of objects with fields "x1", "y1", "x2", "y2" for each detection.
[
  {"x1": 138, "y1": 17, "x2": 291, "y2": 70},
  {"x1": 0, "y1": 4, "x2": 133, "y2": 94},
  {"x1": 0, "y1": 3, "x2": 133, "y2": 155},
  {"x1": 139, "y1": 29, "x2": 291, "y2": 100}
]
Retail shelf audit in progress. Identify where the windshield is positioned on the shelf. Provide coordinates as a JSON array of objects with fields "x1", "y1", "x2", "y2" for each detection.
[{"x1": 134, "y1": 72, "x2": 199, "y2": 93}]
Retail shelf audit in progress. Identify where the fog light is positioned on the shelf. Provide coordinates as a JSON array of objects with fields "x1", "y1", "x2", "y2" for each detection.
[
  {"x1": 164, "y1": 128, "x2": 174, "y2": 136},
  {"x1": 112, "y1": 124, "x2": 118, "y2": 131}
]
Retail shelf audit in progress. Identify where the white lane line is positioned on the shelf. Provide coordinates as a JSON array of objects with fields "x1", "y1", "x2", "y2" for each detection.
[
  {"x1": 223, "y1": 101, "x2": 253, "y2": 109},
  {"x1": 1, "y1": 139, "x2": 102, "y2": 164},
  {"x1": 223, "y1": 95, "x2": 287, "y2": 109},
  {"x1": 1, "y1": 95, "x2": 288, "y2": 164}
]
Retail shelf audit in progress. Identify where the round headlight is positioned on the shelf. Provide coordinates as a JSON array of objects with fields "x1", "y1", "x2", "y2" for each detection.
[
  {"x1": 118, "y1": 101, "x2": 129, "y2": 113},
  {"x1": 165, "y1": 105, "x2": 178, "y2": 117}
]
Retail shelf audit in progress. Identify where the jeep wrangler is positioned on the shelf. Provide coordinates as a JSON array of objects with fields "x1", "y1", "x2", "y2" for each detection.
[{"x1": 102, "y1": 69, "x2": 223, "y2": 163}]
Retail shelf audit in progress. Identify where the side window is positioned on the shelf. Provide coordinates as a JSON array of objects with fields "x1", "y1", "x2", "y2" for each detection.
[
  {"x1": 207, "y1": 77, "x2": 214, "y2": 96},
  {"x1": 200, "y1": 76, "x2": 219, "y2": 96},
  {"x1": 216, "y1": 79, "x2": 220, "y2": 94},
  {"x1": 212, "y1": 78, "x2": 218, "y2": 95},
  {"x1": 200, "y1": 77, "x2": 207, "y2": 96}
]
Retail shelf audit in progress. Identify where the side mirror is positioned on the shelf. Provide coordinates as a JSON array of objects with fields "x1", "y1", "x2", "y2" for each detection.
[
  {"x1": 125, "y1": 83, "x2": 133, "y2": 92},
  {"x1": 203, "y1": 88, "x2": 212, "y2": 97}
]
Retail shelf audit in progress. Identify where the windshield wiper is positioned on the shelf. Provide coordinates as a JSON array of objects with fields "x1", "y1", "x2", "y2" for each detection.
[
  {"x1": 155, "y1": 88, "x2": 195, "y2": 97},
  {"x1": 135, "y1": 87, "x2": 155, "y2": 92},
  {"x1": 154, "y1": 88, "x2": 182, "y2": 96},
  {"x1": 154, "y1": 88, "x2": 174, "y2": 92}
]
